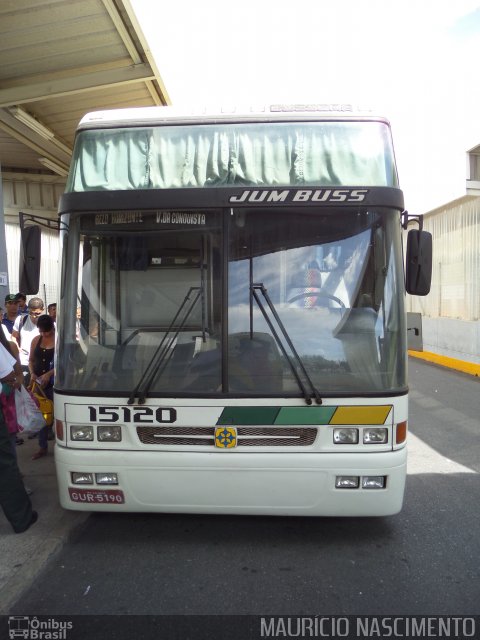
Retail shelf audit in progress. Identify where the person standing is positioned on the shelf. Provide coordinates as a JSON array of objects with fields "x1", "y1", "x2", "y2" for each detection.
[
  {"x1": 2, "y1": 294, "x2": 20, "y2": 337},
  {"x1": 15, "y1": 293, "x2": 28, "y2": 315},
  {"x1": 29, "y1": 315, "x2": 55, "y2": 460},
  {"x1": 0, "y1": 328, "x2": 24, "y2": 456},
  {"x1": 47, "y1": 303, "x2": 57, "y2": 323},
  {"x1": 0, "y1": 343, "x2": 38, "y2": 533},
  {"x1": 11, "y1": 297, "x2": 44, "y2": 383}
]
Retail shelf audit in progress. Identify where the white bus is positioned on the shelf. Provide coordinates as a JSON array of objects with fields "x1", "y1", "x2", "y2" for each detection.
[{"x1": 21, "y1": 105, "x2": 432, "y2": 516}]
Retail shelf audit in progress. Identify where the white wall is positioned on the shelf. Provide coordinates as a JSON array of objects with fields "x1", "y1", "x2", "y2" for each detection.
[
  {"x1": 406, "y1": 195, "x2": 480, "y2": 363},
  {"x1": 421, "y1": 317, "x2": 480, "y2": 364},
  {"x1": 2, "y1": 173, "x2": 64, "y2": 308}
]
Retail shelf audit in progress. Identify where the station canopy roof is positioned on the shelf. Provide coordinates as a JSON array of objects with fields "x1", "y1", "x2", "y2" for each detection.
[{"x1": 0, "y1": 0, "x2": 170, "y2": 178}]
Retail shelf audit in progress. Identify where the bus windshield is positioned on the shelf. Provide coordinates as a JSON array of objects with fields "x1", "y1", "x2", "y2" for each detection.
[{"x1": 56, "y1": 206, "x2": 406, "y2": 398}]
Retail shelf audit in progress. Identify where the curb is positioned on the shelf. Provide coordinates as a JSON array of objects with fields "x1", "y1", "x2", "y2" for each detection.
[{"x1": 409, "y1": 350, "x2": 480, "y2": 377}]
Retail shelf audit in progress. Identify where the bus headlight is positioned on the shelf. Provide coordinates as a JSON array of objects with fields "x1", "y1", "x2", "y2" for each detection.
[
  {"x1": 95, "y1": 473, "x2": 119, "y2": 485},
  {"x1": 363, "y1": 428, "x2": 388, "y2": 444},
  {"x1": 335, "y1": 476, "x2": 359, "y2": 489},
  {"x1": 71, "y1": 472, "x2": 93, "y2": 485},
  {"x1": 70, "y1": 425, "x2": 94, "y2": 441},
  {"x1": 362, "y1": 476, "x2": 386, "y2": 489},
  {"x1": 97, "y1": 425, "x2": 122, "y2": 442},
  {"x1": 333, "y1": 428, "x2": 359, "y2": 444}
]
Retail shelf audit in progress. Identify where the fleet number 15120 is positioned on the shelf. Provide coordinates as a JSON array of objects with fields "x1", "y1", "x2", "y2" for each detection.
[{"x1": 87, "y1": 406, "x2": 177, "y2": 423}]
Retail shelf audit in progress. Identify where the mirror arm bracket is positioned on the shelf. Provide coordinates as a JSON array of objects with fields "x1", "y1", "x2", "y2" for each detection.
[
  {"x1": 401, "y1": 210, "x2": 424, "y2": 232},
  {"x1": 19, "y1": 212, "x2": 62, "y2": 233}
]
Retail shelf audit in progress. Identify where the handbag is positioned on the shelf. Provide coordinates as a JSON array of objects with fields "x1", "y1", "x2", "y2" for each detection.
[
  {"x1": 15, "y1": 385, "x2": 46, "y2": 433},
  {"x1": 30, "y1": 381, "x2": 54, "y2": 428}
]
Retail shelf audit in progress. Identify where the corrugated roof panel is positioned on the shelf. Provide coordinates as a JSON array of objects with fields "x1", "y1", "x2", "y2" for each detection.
[
  {"x1": 0, "y1": 1, "x2": 123, "y2": 79},
  {"x1": 0, "y1": 130, "x2": 40, "y2": 169},
  {"x1": 0, "y1": 0, "x2": 170, "y2": 174},
  {"x1": 26, "y1": 83, "x2": 160, "y2": 143}
]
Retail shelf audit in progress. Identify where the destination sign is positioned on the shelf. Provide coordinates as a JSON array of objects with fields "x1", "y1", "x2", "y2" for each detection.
[{"x1": 82, "y1": 210, "x2": 211, "y2": 231}]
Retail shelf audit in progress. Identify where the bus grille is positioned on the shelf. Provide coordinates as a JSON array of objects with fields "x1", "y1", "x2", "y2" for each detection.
[{"x1": 136, "y1": 426, "x2": 317, "y2": 447}]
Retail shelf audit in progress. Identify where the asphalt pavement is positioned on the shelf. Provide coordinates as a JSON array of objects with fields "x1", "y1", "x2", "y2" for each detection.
[
  {"x1": 0, "y1": 435, "x2": 88, "y2": 615},
  {"x1": 0, "y1": 350, "x2": 476, "y2": 614}
]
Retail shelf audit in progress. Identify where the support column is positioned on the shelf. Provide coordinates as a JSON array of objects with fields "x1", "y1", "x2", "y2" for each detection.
[{"x1": 0, "y1": 162, "x2": 10, "y2": 301}]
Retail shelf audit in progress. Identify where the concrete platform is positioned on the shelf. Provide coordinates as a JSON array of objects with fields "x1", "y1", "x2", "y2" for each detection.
[{"x1": 0, "y1": 435, "x2": 89, "y2": 614}]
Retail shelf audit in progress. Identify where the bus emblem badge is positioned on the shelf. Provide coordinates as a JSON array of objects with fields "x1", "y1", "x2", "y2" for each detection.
[{"x1": 215, "y1": 427, "x2": 237, "y2": 448}]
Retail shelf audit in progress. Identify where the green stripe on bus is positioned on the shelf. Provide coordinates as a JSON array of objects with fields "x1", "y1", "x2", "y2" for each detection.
[
  {"x1": 216, "y1": 407, "x2": 281, "y2": 425},
  {"x1": 216, "y1": 406, "x2": 338, "y2": 425},
  {"x1": 274, "y1": 406, "x2": 337, "y2": 425}
]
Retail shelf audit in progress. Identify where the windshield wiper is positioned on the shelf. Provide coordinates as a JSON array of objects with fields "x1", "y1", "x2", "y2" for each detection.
[
  {"x1": 251, "y1": 283, "x2": 322, "y2": 406},
  {"x1": 128, "y1": 286, "x2": 203, "y2": 405}
]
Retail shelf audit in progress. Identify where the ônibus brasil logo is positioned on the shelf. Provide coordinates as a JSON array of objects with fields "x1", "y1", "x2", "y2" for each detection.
[{"x1": 8, "y1": 616, "x2": 73, "y2": 640}]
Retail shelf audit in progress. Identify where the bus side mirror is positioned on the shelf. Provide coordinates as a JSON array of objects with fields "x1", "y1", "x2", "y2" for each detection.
[
  {"x1": 19, "y1": 225, "x2": 41, "y2": 294},
  {"x1": 406, "y1": 229, "x2": 432, "y2": 296}
]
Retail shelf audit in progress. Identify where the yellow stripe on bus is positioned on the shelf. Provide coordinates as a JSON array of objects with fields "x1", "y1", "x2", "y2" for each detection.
[{"x1": 330, "y1": 405, "x2": 392, "y2": 425}]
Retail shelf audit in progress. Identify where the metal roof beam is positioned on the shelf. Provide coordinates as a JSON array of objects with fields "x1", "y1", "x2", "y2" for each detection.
[
  {"x1": 0, "y1": 108, "x2": 71, "y2": 166},
  {"x1": 121, "y1": 0, "x2": 171, "y2": 105},
  {"x1": 0, "y1": 122, "x2": 70, "y2": 173},
  {"x1": 101, "y1": 0, "x2": 142, "y2": 64},
  {"x1": 0, "y1": 63, "x2": 156, "y2": 107},
  {"x1": 100, "y1": 0, "x2": 168, "y2": 106}
]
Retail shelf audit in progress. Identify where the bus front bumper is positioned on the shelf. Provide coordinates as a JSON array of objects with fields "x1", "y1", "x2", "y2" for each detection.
[{"x1": 55, "y1": 445, "x2": 407, "y2": 517}]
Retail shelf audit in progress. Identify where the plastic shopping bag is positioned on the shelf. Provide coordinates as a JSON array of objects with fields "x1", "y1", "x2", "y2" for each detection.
[{"x1": 15, "y1": 385, "x2": 46, "y2": 433}]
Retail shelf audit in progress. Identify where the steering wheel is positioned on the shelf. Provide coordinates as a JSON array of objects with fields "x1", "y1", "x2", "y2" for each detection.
[{"x1": 287, "y1": 292, "x2": 345, "y2": 309}]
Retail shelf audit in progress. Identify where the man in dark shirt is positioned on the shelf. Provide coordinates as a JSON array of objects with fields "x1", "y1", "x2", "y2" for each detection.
[{"x1": 2, "y1": 294, "x2": 20, "y2": 337}]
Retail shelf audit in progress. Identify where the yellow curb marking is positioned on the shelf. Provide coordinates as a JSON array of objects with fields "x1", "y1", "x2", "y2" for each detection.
[{"x1": 409, "y1": 350, "x2": 480, "y2": 377}]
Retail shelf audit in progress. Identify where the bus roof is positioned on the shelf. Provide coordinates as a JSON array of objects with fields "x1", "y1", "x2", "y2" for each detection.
[{"x1": 77, "y1": 104, "x2": 390, "y2": 129}]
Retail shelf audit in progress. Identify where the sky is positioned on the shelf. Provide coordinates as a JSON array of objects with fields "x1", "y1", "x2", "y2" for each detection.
[{"x1": 131, "y1": 0, "x2": 480, "y2": 214}]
